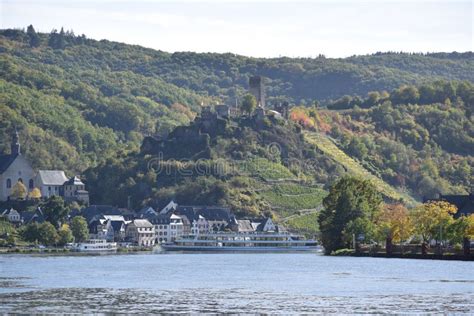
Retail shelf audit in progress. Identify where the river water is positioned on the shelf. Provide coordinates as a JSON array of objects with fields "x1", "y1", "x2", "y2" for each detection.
[{"x1": 0, "y1": 252, "x2": 473, "y2": 314}]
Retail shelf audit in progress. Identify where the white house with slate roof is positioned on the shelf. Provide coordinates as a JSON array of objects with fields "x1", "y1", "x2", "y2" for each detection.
[
  {"x1": 0, "y1": 131, "x2": 36, "y2": 201},
  {"x1": 36, "y1": 170, "x2": 69, "y2": 198},
  {"x1": 126, "y1": 219, "x2": 156, "y2": 247}
]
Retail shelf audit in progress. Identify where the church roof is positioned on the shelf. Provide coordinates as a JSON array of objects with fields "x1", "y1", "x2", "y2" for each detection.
[
  {"x1": 37, "y1": 170, "x2": 69, "y2": 186},
  {"x1": 0, "y1": 154, "x2": 18, "y2": 174}
]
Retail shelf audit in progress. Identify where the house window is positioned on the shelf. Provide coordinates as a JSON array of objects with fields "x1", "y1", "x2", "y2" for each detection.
[
  {"x1": 6, "y1": 179, "x2": 11, "y2": 189},
  {"x1": 29, "y1": 179, "x2": 34, "y2": 189},
  {"x1": 48, "y1": 186, "x2": 51, "y2": 191}
]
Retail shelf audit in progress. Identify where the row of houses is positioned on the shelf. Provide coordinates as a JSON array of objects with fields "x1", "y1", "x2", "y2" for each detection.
[
  {"x1": 0, "y1": 131, "x2": 89, "y2": 204},
  {"x1": 80, "y1": 201, "x2": 283, "y2": 247}
]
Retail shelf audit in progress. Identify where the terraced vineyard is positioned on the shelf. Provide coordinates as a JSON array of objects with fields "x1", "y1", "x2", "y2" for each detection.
[
  {"x1": 260, "y1": 183, "x2": 327, "y2": 217},
  {"x1": 303, "y1": 131, "x2": 418, "y2": 206},
  {"x1": 257, "y1": 182, "x2": 326, "y2": 236}
]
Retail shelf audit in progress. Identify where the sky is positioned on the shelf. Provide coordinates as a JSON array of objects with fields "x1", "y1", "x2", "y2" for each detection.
[{"x1": 0, "y1": 0, "x2": 472, "y2": 58}]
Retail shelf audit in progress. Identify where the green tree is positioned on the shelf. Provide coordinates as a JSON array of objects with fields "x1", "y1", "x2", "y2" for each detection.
[
  {"x1": 57, "y1": 224, "x2": 73, "y2": 246},
  {"x1": 26, "y1": 24, "x2": 40, "y2": 47},
  {"x1": 318, "y1": 177, "x2": 382, "y2": 254},
  {"x1": 41, "y1": 196, "x2": 70, "y2": 228},
  {"x1": 10, "y1": 181, "x2": 27, "y2": 200},
  {"x1": 37, "y1": 222, "x2": 59, "y2": 246},
  {"x1": 21, "y1": 222, "x2": 59, "y2": 246},
  {"x1": 241, "y1": 94, "x2": 257, "y2": 115},
  {"x1": 410, "y1": 201, "x2": 457, "y2": 246},
  {"x1": 71, "y1": 216, "x2": 89, "y2": 242}
]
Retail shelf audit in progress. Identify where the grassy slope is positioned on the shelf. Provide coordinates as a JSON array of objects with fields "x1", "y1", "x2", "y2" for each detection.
[{"x1": 304, "y1": 131, "x2": 418, "y2": 206}]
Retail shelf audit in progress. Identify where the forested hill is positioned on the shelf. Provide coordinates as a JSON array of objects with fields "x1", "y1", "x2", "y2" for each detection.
[
  {"x1": 1, "y1": 28, "x2": 473, "y2": 104},
  {"x1": 0, "y1": 27, "x2": 473, "y2": 177}
]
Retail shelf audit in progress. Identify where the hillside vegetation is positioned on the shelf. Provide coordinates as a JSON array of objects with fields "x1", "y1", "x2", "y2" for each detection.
[{"x1": 0, "y1": 26, "x2": 473, "y2": 234}]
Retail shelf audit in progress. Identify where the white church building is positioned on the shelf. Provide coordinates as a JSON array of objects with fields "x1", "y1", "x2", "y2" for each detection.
[{"x1": 0, "y1": 131, "x2": 89, "y2": 204}]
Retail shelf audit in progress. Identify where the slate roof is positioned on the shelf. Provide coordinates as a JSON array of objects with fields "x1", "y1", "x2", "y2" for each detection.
[
  {"x1": 147, "y1": 214, "x2": 171, "y2": 225},
  {"x1": 20, "y1": 208, "x2": 45, "y2": 224},
  {"x1": 81, "y1": 205, "x2": 123, "y2": 223},
  {"x1": 176, "y1": 206, "x2": 232, "y2": 222},
  {"x1": 110, "y1": 220, "x2": 126, "y2": 232},
  {"x1": 0, "y1": 154, "x2": 18, "y2": 174},
  {"x1": 159, "y1": 200, "x2": 178, "y2": 214},
  {"x1": 64, "y1": 176, "x2": 84, "y2": 186},
  {"x1": 138, "y1": 207, "x2": 157, "y2": 219},
  {"x1": 132, "y1": 219, "x2": 153, "y2": 228},
  {"x1": 236, "y1": 219, "x2": 254, "y2": 232},
  {"x1": 37, "y1": 170, "x2": 69, "y2": 186},
  {"x1": 2, "y1": 208, "x2": 19, "y2": 216}
]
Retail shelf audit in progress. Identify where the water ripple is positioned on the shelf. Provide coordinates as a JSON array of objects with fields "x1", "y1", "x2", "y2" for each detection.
[{"x1": 0, "y1": 288, "x2": 473, "y2": 314}]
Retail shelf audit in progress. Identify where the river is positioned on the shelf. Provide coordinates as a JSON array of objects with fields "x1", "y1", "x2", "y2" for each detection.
[{"x1": 0, "y1": 252, "x2": 473, "y2": 313}]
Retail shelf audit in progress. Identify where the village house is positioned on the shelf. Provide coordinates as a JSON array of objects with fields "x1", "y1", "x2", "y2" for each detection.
[
  {"x1": 89, "y1": 215, "x2": 128, "y2": 242},
  {"x1": 145, "y1": 212, "x2": 190, "y2": 243},
  {"x1": 64, "y1": 176, "x2": 89, "y2": 205},
  {"x1": 175, "y1": 206, "x2": 233, "y2": 232},
  {"x1": 20, "y1": 207, "x2": 45, "y2": 225},
  {"x1": 126, "y1": 219, "x2": 156, "y2": 247},
  {"x1": 251, "y1": 217, "x2": 277, "y2": 232},
  {"x1": 36, "y1": 170, "x2": 68, "y2": 198},
  {"x1": 1, "y1": 208, "x2": 21, "y2": 225},
  {"x1": 191, "y1": 215, "x2": 210, "y2": 235}
]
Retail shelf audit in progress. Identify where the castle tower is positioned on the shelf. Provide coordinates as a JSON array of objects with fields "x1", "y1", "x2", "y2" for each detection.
[
  {"x1": 249, "y1": 76, "x2": 265, "y2": 108},
  {"x1": 11, "y1": 129, "x2": 21, "y2": 155}
]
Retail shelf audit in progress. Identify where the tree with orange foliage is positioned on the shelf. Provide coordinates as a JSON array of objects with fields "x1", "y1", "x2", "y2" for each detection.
[{"x1": 289, "y1": 107, "x2": 315, "y2": 129}]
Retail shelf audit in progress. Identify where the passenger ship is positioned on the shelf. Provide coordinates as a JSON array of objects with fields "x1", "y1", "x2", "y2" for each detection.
[
  {"x1": 73, "y1": 239, "x2": 118, "y2": 252},
  {"x1": 160, "y1": 232, "x2": 321, "y2": 252}
]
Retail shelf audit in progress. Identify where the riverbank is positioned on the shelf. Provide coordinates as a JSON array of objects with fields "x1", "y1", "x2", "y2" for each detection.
[
  {"x1": 0, "y1": 246, "x2": 153, "y2": 255},
  {"x1": 331, "y1": 249, "x2": 474, "y2": 261}
]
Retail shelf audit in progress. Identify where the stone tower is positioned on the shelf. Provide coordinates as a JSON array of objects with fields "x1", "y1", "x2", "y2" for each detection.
[
  {"x1": 11, "y1": 130, "x2": 20, "y2": 155},
  {"x1": 249, "y1": 76, "x2": 265, "y2": 108}
]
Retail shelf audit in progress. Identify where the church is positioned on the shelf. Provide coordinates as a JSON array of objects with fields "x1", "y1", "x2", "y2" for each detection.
[{"x1": 0, "y1": 131, "x2": 89, "y2": 204}]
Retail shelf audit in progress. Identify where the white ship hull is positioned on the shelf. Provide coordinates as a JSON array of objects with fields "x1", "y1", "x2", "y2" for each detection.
[
  {"x1": 73, "y1": 240, "x2": 118, "y2": 252},
  {"x1": 160, "y1": 244, "x2": 322, "y2": 252},
  {"x1": 160, "y1": 232, "x2": 322, "y2": 253}
]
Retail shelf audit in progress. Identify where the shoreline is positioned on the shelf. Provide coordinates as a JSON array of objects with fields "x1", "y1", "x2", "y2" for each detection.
[
  {"x1": 339, "y1": 252, "x2": 474, "y2": 261},
  {"x1": 0, "y1": 247, "x2": 154, "y2": 255}
]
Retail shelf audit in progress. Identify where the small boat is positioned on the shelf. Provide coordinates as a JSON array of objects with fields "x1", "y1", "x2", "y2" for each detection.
[
  {"x1": 160, "y1": 232, "x2": 321, "y2": 252},
  {"x1": 73, "y1": 239, "x2": 118, "y2": 252}
]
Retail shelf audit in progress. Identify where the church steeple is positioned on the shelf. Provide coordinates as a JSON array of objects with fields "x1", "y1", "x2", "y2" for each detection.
[{"x1": 11, "y1": 129, "x2": 20, "y2": 155}]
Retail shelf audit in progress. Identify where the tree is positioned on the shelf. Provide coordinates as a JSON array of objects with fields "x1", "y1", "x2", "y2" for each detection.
[
  {"x1": 71, "y1": 216, "x2": 89, "y2": 242},
  {"x1": 26, "y1": 24, "x2": 40, "y2": 47},
  {"x1": 241, "y1": 94, "x2": 257, "y2": 115},
  {"x1": 410, "y1": 201, "x2": 457, "y2": 251},
  {"x1": 21, "y1": 222, "x2": 59, "y2": 246},
  {"x1": 10, "y1": 181, "x2": 27, "y2": 200},
  {"x1": 447, "y1": 214, "x2": 474, "y2": 244},
  {"x1": 318, "y1": 177, "x2": 382, "y2": 254},
  {"x1": 28, "y1": 187, "x2": 42, "y2": 199},
  {"x1": 37, "y1": 222, "x2": 59, "y2": 246},
  {"x1": 58, "y1": 224, "x2": 73, "y2": 246},
  {"x1": 41, "y1": 196, "x2": 70, "y2": 228},
  {"x1": 377, "y1": 203, "x2": 413, "y2": 253},
  {"x1": 48, "y1": 28, "x2": 66, "y2": 49}
]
